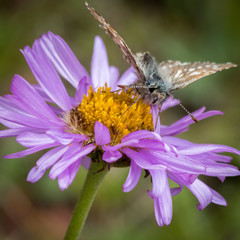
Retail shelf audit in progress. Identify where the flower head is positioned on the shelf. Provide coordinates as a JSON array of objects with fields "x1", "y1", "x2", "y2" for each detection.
[
  {"x1": 65, "y1": 85, "x2": 153, "y2": 145},
  {"x1": 1, "y1": 31, "x2": 240, "y2": 226}
]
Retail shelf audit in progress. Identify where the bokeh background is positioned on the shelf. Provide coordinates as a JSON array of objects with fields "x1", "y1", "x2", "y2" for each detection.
[{"x1": 0, "y1": 0, "x2": 240, "y2": 239}]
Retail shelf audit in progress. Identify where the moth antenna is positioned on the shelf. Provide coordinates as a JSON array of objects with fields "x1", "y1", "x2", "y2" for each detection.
[
  {"x1": 120, "y1": 95, "x2": 141, "y2": 117},
  {"x1": 173, "y1": 97, "x2": 198, "y2": 123}
]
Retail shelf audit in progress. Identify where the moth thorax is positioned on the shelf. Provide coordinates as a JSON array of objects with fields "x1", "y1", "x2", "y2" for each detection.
[{"x1": 146, "y1": 73, "x2": 167, "y2": 93}]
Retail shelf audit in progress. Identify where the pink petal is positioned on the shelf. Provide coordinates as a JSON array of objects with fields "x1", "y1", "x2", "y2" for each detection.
[
  {"x1": 36, "y1": 145, "x2": 69, "y2": 170},
  {"x1": 0, "y1": 127, "x2": 41, "y2": 138},
  {"x1": 117, "y1": 67, "x2": 137, "y2": 87},
  {"x1": 205, "y1": 163, "x2": 240, "y2": 177},
  {"x1": 0, "y1": 108, "x2": 52, "y2": 129},
  {"x1": 49, "y1": 143, "x2": 96, "y2": 179},
  {"x1": 94, "y1": 121, "x2": 111, "y2": 146},
  {"x1": 21, "y1": 46, "x2": 72, "y2": 111},
  {"x1": 186, "y1": 179, "x2": 213, "y2": 210},
  {"x1": 179, "y1": 144, "x2": 240, "y2": 156},
  {"x1": 27, "y1": 166, "x2": 45, "y2": 183},
  {"x1": 81, "y1": 156, "x2": 91, "y2": 169},
  {"x1": 34, "y1": 32, "x2": 90, "y2": 89},
  {"x1": 211, "y1": 189, "x2": 227, "y2": 206},
  {"x1": 103, "y1": 150, "x2": 122, "y2": 163},
  {"x1": 58, "y1": 160, "x2": 81, "y2": 190},
  {"x1": 16, "y1": 132, "x2": 56, "y2": 147},
  {"x1": 139, "y1": 149, "x2": 206, "y2": 173},
  {"x1": 123, "y1": 160, "x2": 142, "y2": 192},
  {"x1": 75, "y1": 76, "x2": 89, "y2": 104},
  {"x1": 102, "y1": 139, "x2": 139, "y2": 152},
  {"x1": 91, "y1": 36, "x2": 110, "y2": 89},
  {"x1": 0, "y1": 95, "x2": 26, "y2": 115},
  {"x1": 46, "y1": 129, "x2": 88, "y2": 145},
  {"x1": 149, "y1": 168, "x2": 167, "y2": 198},
  {"x1": 3, "y1": 142, "x2": 58, "y2": 159},
  {"x1": 122, "y1": 130, "x2": 161, "y2": 142},
  {"x1": 0, "y1": 117, "x2": 23, "y2": 128},
  {"x1": 161, "y1": 96, "x2": 180, "y2": 111},
  {"x1": 152, "y1": 191, "x2": 172, "y2": 226},
  {"x1": 109, "y1": 66, "x2": 120, "y2": 90},
  {"x1": 121, "y1": 148, "x2": 167, "y2": 170},
  {"x1": 11, "y1": 75, "x2": 61, "y2": 124},
  {"x1": 149, "y1": 173, "x2": 172, "y2": 226}
]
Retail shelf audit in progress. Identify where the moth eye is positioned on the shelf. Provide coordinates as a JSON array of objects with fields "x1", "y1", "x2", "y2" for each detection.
[{"x1": 149, "y1": 88, "x2": 155, "y2": 93}]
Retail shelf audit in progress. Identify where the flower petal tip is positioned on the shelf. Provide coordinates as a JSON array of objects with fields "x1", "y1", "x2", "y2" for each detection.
[{"x1": 27, "y1": 166, "x2": 45, "y2": 183}]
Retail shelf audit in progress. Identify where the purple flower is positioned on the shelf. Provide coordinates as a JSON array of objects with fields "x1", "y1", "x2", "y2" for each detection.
[{"x1": 1, "y1": 32, "x2": 239, "y2": 226}]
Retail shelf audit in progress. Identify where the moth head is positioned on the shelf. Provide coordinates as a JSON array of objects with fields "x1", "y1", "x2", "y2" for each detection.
[{"x1": 149, "y1": 91, "x2": 168, "y2": 105}]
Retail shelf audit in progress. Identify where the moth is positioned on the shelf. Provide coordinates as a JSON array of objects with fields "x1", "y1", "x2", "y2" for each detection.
[{"x1": 85, "y1": 2, "x2": 236, "y2": 121}]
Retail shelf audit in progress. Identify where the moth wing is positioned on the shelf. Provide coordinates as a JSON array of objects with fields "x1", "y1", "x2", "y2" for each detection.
[
  {"x1": 158, "y1": 61, "x2": 237, "y2": 92},
  {"x1": 86, "y1": 3, "x2": 145, "y2": 81}
]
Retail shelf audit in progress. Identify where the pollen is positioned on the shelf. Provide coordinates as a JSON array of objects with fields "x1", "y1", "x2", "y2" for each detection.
[{"x1": 64, "y1": 84, "x2": 153, "y2": 145}]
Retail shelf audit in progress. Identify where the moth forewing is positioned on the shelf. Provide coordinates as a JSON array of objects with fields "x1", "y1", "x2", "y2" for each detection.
[
  {"x1": 158, "y1": 61, "x2": 237, "y2": 92},
  {"x1": 85, "y1": 2, "x2": 145, "y2": 80}
]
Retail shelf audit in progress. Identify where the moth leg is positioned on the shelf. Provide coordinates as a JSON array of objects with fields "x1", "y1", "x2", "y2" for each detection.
[
  {"x1": 110, "y1": 89, "x2": 122, "y2": 93},
  {"x1": 117, "y1": 84, "x2": 130, "y2": 91},
  {"x1": 120, "y1": 94, "x2": 141, "y2": 117},
  {"x1": 154, "y1": 105, "x2": 162, "y2": 130}
]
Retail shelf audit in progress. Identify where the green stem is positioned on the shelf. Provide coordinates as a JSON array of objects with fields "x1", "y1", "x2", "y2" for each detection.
[{"x1": 64, "y1": 157, "x2": 108, "y2": 240}]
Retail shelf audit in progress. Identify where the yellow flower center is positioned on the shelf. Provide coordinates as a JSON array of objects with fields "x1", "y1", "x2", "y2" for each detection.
[{"x1": 65, "y1": 84, "x2": 153, "y2": 145}]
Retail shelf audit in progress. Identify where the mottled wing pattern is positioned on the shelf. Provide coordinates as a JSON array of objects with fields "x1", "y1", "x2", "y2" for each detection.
[
  {"x1": 85, "y1": 2, "x2": 145, "y2": 80},
  {"x1": 158, "y1": 61, "x2": 237, "y2": 92}
]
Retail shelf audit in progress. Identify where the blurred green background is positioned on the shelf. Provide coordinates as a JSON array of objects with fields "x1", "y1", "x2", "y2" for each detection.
[{"x1": 0, "y1": 0, "x2": 240, "y2": 239}]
